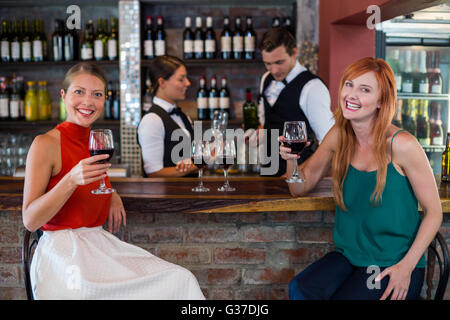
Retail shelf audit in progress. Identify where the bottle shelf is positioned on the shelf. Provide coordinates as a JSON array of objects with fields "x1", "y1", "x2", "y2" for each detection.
[
  {"x1": 398, "y1": 93, "x2": 450, "y2": 100},
  {"x1": 422, "y1": 144, "x2": 445, "y2": 153},
  {"x1": 141, "y1": 59, "x2": 262, "y2": 67},
  {"x1": 0, "y1": 60, "x2": 119, "y2": 67}
]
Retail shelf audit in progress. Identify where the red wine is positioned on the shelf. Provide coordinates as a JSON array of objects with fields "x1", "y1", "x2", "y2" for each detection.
[
  {"x1": 284, "y1": 140, "x2": 306, "y2": 155},
  {"x1": 219, "y1": 156, "x2": 235, "y2": 170},
  {"x1": 192, "y1": 156, "x2": 209, "y2": 169},
  {"x1": 89, "y1": 148, "x2": 115, "y2": 163}
]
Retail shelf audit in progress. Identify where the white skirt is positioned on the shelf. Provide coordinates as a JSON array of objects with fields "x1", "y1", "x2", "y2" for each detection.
[{"x1": 30, "y1": 226, "x2": 205, "y2": 300}]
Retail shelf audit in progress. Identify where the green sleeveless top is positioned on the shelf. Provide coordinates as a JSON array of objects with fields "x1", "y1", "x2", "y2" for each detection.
[{"x1": 334, "y1": 130, "x2": 426, "y2": 268}]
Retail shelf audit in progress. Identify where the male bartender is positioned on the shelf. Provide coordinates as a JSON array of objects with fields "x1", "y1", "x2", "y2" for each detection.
[{"x1": 257, "y1": 27, "x2": 334, "y2": 176}]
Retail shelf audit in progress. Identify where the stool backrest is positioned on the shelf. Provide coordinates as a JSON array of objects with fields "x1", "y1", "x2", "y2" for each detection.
[{"x1": 425, "y1": 232, "x2": 449, "y2": 300}]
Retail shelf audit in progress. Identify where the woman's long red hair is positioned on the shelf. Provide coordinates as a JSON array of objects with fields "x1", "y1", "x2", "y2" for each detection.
[{"x1": 332, "y1": 57, "x2": 397, "y2": 210}]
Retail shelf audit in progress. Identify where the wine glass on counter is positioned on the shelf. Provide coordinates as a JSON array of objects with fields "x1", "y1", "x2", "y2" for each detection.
[
  {"x1": 191, "y1": 140, "x2": 211, "y2": 192},
  {"x1": 89, "y1": 129, "x2": 115, "y2": 194},
  {"x1": 283, "y1": 121, "x2": 307, "y2": 184},
  {"x1": 216, "y1": 138, "x2": 236, "y2": 192}
]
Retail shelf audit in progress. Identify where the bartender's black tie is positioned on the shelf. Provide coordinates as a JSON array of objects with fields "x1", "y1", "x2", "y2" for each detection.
[
  {"x1": 168, "y1": 107, "x2": 183, "y2": 116},
  {"x1": 168, "y1": 107, "x2": 194, "y2": 137},
  {"x1": 282, "y1": 79, "x2": 288, "y2": 86}
]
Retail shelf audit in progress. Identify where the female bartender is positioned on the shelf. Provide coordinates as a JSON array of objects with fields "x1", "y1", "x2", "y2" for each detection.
[{"x1": 138, "y1": 55, "x2": 197, "y2": 177}]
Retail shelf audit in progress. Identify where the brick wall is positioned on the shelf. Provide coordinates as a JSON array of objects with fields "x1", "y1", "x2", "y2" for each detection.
[{"x1": 1, "y1": 208, "x2": 449, "y2": 300}]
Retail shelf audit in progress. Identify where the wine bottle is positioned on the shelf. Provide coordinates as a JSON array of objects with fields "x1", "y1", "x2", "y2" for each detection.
[
  {"x1": 9, "y1": 76, "x2": 20, "y2": 120},
  {"x1": 11, "y1": 20, "x2": 21, "y2": 62},
  {"x1": 154, "y1": 15, "x2": 166, "y2": 56},
  {"x1": 205, "y1": 16, "x2": 216, "y2": 59},
  {"x1": 104, "y1": 82, "x2": 113, "y2": 120},
  {"x1": 219, "y1": 76, "x2": 230, "y2": 117},
  {"x1": 94, "y1": 18, "x2": 105, "y2": 61},
  {"x1": 63, "y1": 21, "x2": 77, "y2": 61},
  {"x1": 441, "y1": 132, "x2": 450, "y2": 182},
  {"x1": 1, "y1": 20, "x2": 11, "y2": 62},
  {"x1": 416, "y1": 99, "x2": 430, "y2": 145},
  {"x1": 37, "y1": 80, "x2": 50, "y2": 120},
  {"x1": 108, "y1": 18, "x2": 118, "y2": 60},
  {"x1": 194, "y1": 17, "x2": 204, "y2": 59},
  {"x1": 430, "y1": 51, "x2": 443, "y2": 94},
  {"x1": 32, "y1": 19, "x2": 43, "y2": 62},
  {"x1": 243, "y1": 88, "x2": 259, "y2": 130},
  {"x1": 386, "y1": 49, "x2": 401, "y2": 92},
  {"x1": 16, "y1": 75, "x2": 25, "y2": 120},
  {"x1": 401, "y1": 99, "x2": 416, "y2": 136},
  {"x1": 39, "y1": 20, "x2": 48, "y2": 61},
  {"x1": 401, "y1": 50, "x2": 413, "y2": 94},
  {"x1": 0, "y1": 77, "x2": 10, "y2": 120},
  {"x1": 272, "y1": 17, "x2": 281, "y2": 28},
  {"x1": 283, "y1": 17, "x2": 294, "y2": 37},
  {"x1": 220, "y1": 16, "x2": 232, "y2": 60},
  {"x1": 244, "y1": 16, "x2": 256, "y2": 60},
  {"x1": 25, "y1": 81, "x2": 38, "y2": 121},
  {"x1": 113, "y1": 83, "x2": 120, "y2": 120},
  {"x1": 416, "y1": 50, "x2": 428, "y2": 94},
  {"x1": 21, "y1": 19, "x2": 32, "y2": 62},
  {"x1": 52, "y1": 19, "x2": 64, "y2": 62},
  {"x1": 232, "y1": 17, "x2": 243, "y2": 60},
  {"x1": 143, "y1": 16, "x2": 154, "y2": 59},
  {"x1": 80, "y1": 21, "x2": 94, "y2": 61},
  {"x1": 392, "y1": 99, "x2": 402, "y2": 127},
  {"x1": 142, "y1": 74, "x2": 152, "y2": 115},
  {"x1": 208, "y1": 75, "x2": 219, "y2": 119},
  {"x1": 197, "y1": 75, "x2": 209, "y2": 120},
  {"x1": 183, "y1": 17, "x2": 194, "y2": 59},
  {"x1": 431, "y1": 102, "x2": 443, "y2": 145}
]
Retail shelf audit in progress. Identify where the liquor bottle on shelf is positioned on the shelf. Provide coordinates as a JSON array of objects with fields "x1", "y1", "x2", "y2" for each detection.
[
  {"x1": 401, "y1": 49, "x2": 413, "y2": 94},
  {"x1": 441, "y1": 132, "x2": 450, "y2": 182},
  {"x1": 59, "y1": 96, "x2": 66, "y2": 121},
  {"x1": 143, "y1": 16, "x2": 154, "y2": 59},
  {"x1": 52, "y1": 19, "x2": 64, "y2": 62},
  {"x1": 80, "y1": 20, "x2": 94, "y2": 61},
  {"x1": 208, "y1": 75, "x2": 219, "y2": 119},
  {"x1": 416, "y1": 99, "x2": 430, "y2": 145},
  {"x1": 113, "y1": 83, "x2": 120, "y2": 120},
  {"x1": 38, "y1": 20, "x2": 48, "y2": 61},
  {"x1": 386, "y1": 49, "x2": 402, "y2": 92},
  {"x1": 243, "y1": 88, "x2": 259, "y2": 130},
  {"x1": 194, "y1": 17, "x2": 204, "y2": 59},
  {"x1": 244, "y1": 16, "x2": 256, "y2": 60},
  {"x1": 272, "y1": 17, "x2": 281, "y2": 28},
  {"x1": 94, "y1": 18, "x2": 105, "y2": 61},
  {"x1": 415, "y1": 50, "x2": 428, "y2": 94},
  {"x1": 232, "y1": 17, "x2": 243, "y2": 60},
  {"x1": 220, "y1": 16, "x2": 232, "y2": 60},
  {"x1": 219, "y1": 76, "x2": 230, "y2": 117},
  {"x1": 1, "y1": 20, "x2": 11, "y2": 62},
  {"x1": 429, "y1": 51, "x2": 443, "y2": 94},
  {"x1": 32, "y1": 19, "x2": 44, "y2": 62},
  {"x1": 392, "y1": 99, "x2": 402, "y2": 127},
  {"x1": 154, "y1": 15, "x2": 166, "y2": 56},
  {"x1": 283, "y1": 17, "x2": 294, "y2": 37},
  {"x1": 401, "y1": 99, "x2": 416, "y2": 135},
  {"x1": 16, "y1": 75, "x2": 25, "y2": 119},
  {"x1": 25, "y1": 80, "x2": 38, "y2": 121},
  {"x1": 63, "y1": 21, "x2": 78, "y2": 61},
  {"x1": 197, "y1": 75, "x2": 209, "y2": 120},
  {"x1": 142, "y1": 75, "x2": 152, "y2": 115},
  {"x1": 0, "y1": 77, "x2": 9, "y2": 120},
  {"x1": 11, "y1": 20, "x2": 21, "y2": 62},
  {"x1": 104, "y1": 82, "x2": 113, "y2": 120},
  {"x1": 430, "y1": 102, "x2": 443, "y2": 146},
  {"x1": 107, "y1": 18, "x2": 118, "y2": 61},
  {"x1": 21, "y1": 19, "x2": 32, "y2": 62},
  {"x1": 205, "y1": 17, "x2": 216, "y2": 60},
  {"x1": 37, "y1": 80, "x2": 51, "y2": 120},
  {"x1": 183, "y1": 17, "x2": 194, "y2": 60},
  {"x1": 9, "y1": 76, "x2": 20, "y2": 120}
]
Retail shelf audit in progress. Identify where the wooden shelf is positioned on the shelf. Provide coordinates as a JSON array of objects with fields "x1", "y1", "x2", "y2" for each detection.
[
  {"x1": 141, "y1": 59, "x2": 262, "y2": 67},
  {"x1": 0, "y1": 60, "x2": 119, "y2": 68}
]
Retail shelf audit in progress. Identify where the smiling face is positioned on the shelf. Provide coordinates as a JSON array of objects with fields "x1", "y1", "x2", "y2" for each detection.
[
  {"x1": 262, "y1": 45, "x2": 297, "y2": 81},
  {"x1": 340, "y1": 71, "x2": 380, "y2": 123},
  {"x1": 157, "y1": 65, "x2": 190, "y2": 104},
  {"x1": 61, "y1": 73, "x2": 106, "y2": 127}
]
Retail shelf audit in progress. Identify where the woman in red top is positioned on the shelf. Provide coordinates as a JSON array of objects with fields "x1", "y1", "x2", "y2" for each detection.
[{"x1": 22, "y1": 62, "x2": 204, "y2": 300}]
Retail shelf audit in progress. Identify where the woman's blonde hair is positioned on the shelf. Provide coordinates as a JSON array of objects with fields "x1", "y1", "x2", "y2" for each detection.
[
  {"x1": 332, "y1": 57, "x2": 397, "y2": 210},
  {"x1": 62, "y1": 62, "x2": 107, "y2": 93}
]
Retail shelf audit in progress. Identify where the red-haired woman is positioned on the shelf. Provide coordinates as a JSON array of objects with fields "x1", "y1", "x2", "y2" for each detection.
[{"x1": 280, "y1": 57, "x2": 442, "y2": 300}]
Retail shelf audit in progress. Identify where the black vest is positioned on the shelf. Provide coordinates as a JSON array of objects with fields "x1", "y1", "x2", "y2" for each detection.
[
  {"x1": 140, "y1": 104, "x2": 194, "y2": 177},
  {"x1": 261, "y1": 70, "x2": 324, "y2": 176}
]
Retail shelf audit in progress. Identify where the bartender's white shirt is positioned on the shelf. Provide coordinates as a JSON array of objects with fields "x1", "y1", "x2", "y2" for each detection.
[
  {"x1": 258, "y1": 61, "x2": 334, "y2": 144},
  {"x1": 138, "y1": 96, "x2": 191, "y2": 175}
]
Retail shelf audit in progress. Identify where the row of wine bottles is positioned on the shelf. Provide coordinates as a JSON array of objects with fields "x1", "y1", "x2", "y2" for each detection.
[
  {"x1": 0, "y1": 17, "x2": 119, "y2": 63},
  {"x1": 387, "y1": 49, "x2": 444, "y2": 94}
]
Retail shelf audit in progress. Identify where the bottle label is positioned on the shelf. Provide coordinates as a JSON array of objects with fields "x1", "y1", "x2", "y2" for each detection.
[
  {"x1": 197, "y1": 97, "x2": 208, "y2": 109},
  {"x1": 205, "y1": 39, "x2": 215, "y2": 53},
  {"x1": 219, "y1": 97, "x2": 230, "y2": 109},
  {"x1": 94, "y1": 40, "x2": 104, "y2": 59},
  {"x1": 32, "y1": 40, "x2": 43, "y2": 59},
  {"x1": 64, "y1": 43, "x2": 72, "y2": 61},
  {"x1": 0, "y1": 97, "x2": 9, "y2": 117},
  {"x1": 19, "y1": 99, "x2": 25, "y2": 117},
  {"x1": 22, "y1": 42, "x2": 31, "y2": 60},
  {"x1": 433, "y1": 135, "x2": 443, "y2": 145},
  {"x1": 11, "y1": 41, "x2": 20, "y2": 59},
  {"x1": 53, "y1": 44, "x2": 61, "y2": 61},
  {"x1": 244, "y1": 36, "x2": 255, "y2": 52},
  {"x1": 431, "y1": 84, "x2": 442, "y2": 94},
  {"x1": 10, "y1": 100, "x2": 19, "y2": 119},
  {"x1": 81, "y1": 47, "x2": 93, "y2": 60},
  {"x1": 144, "y1": 40, "x2": 154, "y2": 57},
  {"x1": 108, "y1": 40, "x2": 117, "y2": 59},
  {"x1": 1, "y1": 41, "x2": 9, "y2": 58},
  {"x1": 194, "y1": 39, "x2": 204, "y2": 53},
  {"x1": 402, "y1": 82, "x2": 413, "y2": 93},
  {"x1": 184, "y1": 40, "x2": 193, "y2": 53},
  {"x1": 418, "y1": 83, "x2": 428, "y2": 94},
  {"x1": 221, "y1": 37, "x2": 231, "y2": 52},
  {"x1": 155, "y1": 40, "x2": 165, "y2": 56},
  {"x1": 209, "y1": 97, "x2": 219, "y2": 109},
  {"x1": 233, "y1": 36, "x2": 243, "y2": 52}
]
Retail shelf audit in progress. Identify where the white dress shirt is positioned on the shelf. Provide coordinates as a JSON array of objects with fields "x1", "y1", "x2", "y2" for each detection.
[
  {"x1": 258, "y1": 61, "x2": 334, "y2": 144},
  {"x1": 138, "y1": 96, "x2": 191, "y2": 175}
]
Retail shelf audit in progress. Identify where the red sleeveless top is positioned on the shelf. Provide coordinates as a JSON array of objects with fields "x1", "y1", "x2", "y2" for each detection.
[{"x1": 41, "y1": 122, "x2": 112, "y2": 231}]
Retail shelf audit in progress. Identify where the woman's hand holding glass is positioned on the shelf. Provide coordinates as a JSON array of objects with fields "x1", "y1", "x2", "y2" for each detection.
[
  {"x1": 281, "y1": 121, "x2": 308, "y2": 184},
  {"x1": 67, "y1": 154, "x2": 111, "y2": 187}
]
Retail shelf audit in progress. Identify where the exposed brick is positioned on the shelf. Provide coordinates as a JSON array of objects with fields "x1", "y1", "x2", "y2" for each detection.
[
  {"x1": 214, "y1": 247, "x2": 266, "y2": 265},
  {"x1": 243, "y1": 268, "x2": 295, "y2": 285},
  {"x1": 206, "y1": 288, "x2": 234, "y2": 300},
  {"x1": 154, "y1": 212, "x2": 187, "y2": 224},
  {"x1": 186, "y1": 226, "x2": 239, "y2": 243},
  {"x1": 268, "y1": 286, "x2": 289, "y2": 300},
  {"x1": 0, "y1": 287, "x2": 26, "y2": 300},
  {"x1": 241, "y1": 226, "x2": 295, "y2": 242},
  {"x1": 274, "y1": 246, "x2": 329, "y2": 265},
  {"x1": 192, "y1": 268, "x2": 241, "y2": 285},
  {"x1": 213, "y1": 212, "x2": 265, "y2": 224},
  {"x1": 296, "y1": 227, "x2": 333, "y2": 244},
  {"x1": 267, "y1": 211, "x2": 322, "y2": 223},
  {"x1": 0, "y1": 265, "x2": 21, "y2": 285},
  {"x1": 0, "y1": 227, "x2": 19, "y2": 244},
  {"x1": 234, "y1": 286, "x2": 266, "y2": 300},
  {"x1": 0, "y1": 247, "x2": 21, "y2": 264},
  {"x1": 156, "y1": 246, "x2": 211, "y2": 265},
  {"x1": 129, "y1": 226, "x2": 183, "y2": 244}
]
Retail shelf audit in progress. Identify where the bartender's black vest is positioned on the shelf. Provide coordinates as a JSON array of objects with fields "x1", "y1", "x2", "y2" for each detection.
[
  {"x1": 140, "y1": 104, "x2": 193, "y2": 177},
  {"x1": 261, "y1": 70, "x2": 325, "y2": 176}
]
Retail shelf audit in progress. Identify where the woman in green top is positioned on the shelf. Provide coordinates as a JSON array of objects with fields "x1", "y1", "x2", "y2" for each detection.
[{"x1": 280, "y1": 57, "x2": 442, "y2": 300}]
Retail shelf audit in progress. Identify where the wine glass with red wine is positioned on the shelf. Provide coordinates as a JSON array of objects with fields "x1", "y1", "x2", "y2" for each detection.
[
  {"x1": 217, "y1": 139, "x2": 236, "y2": 192},
  {"x1": 283, "y1": 121, "x2": 307, "y2": 183},
  {"x1": 89, "y1": 129, "x2": 115, "y2": 194},
  {"x1": 191, "y1": 140, "x2": 211, "y2": 192}
]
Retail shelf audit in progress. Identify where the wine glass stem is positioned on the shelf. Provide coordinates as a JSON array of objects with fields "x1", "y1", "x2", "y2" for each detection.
[
  {"x1": 100, "y1": 176, "x2": 106, "y2": 190},
  {"x1": 198, "y1": 168, "x2": 204, "y2": 187},
  {"x1": 292, "y1": 162, "x2": 298, "y2": 178},
  {"x1": 224, "y1": 169, "x2": 229, "y2": 187}
]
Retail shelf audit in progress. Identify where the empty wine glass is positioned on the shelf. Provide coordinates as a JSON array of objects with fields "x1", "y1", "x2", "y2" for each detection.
[
  {"x1": 191, "y1": 140, "x2": 211, "y2": 192},
  {"x1": 89, "y1": 129, "x2": 115, "y2": 194},
  {"x1": 217, "y1": 138, "x2": 236, "y2": 192},
  {"x1": 283, "y1": 121, "x2": 307, "y2": 184}
]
